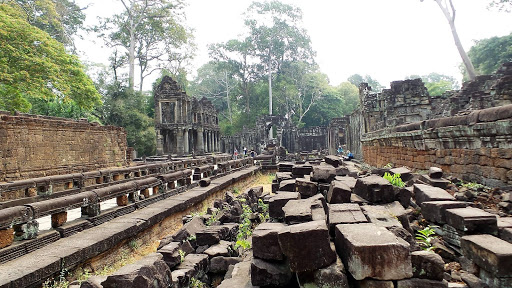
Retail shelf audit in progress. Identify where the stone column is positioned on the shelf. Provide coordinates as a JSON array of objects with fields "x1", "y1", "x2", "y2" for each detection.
[
  {"x1": 51, "y1": 211, "x2": 68, "y2": 228},
  {"x1": 184, "y1": 129, "x2": 189, "y2": 154},
  {"x1": 205, "y1": 130, "x2": 210, "y2": 153},
  {"x1": 197, "y1": 127, "x2": 204, "y2": 155},
  {"x1": 176, "y1": 129, "x2": 184, "y2": 155}
]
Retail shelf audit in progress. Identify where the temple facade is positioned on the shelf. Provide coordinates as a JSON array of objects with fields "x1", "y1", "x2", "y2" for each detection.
[{"x1": 154, "y1": 76, "x2": 220, "y2": 156}]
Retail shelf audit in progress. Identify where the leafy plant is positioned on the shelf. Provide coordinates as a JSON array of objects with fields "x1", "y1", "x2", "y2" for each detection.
[
  {"x1": 383, "y1": 163, "x2": 393, "y2": 168},
  {"x1": 234, "y1": 203, "x2": 254, "y2": 250},
  {"x1": 461, "y1": 182, "x2": 485, "y2": 190},
  {"x1": 258, "y1": 199, "x2": 269, "y2": 222},
  {"x1": 178, "y1": 249, "x2": 186, "y2": 263},
  {"x1": 416, "y1": 225, "x2": 439, "y2": 252},
  {"x1": 190, "y1": 277, "x2": 205, "y2": 288},
  {"x1": 383, "y1": 172, "x2": 405, "y2": 188}
]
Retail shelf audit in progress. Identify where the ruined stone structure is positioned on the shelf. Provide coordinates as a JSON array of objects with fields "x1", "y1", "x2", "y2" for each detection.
[
  {"x1": 154, "y1": 76, "x2": 220, "y2": 156},
  {"x1": 327, "y1": 118, "x2": 347, "y2": 155},
  {"x1": 0, "y1": 112, "x2": 128, "y2": 182},
  {"x1": 221, "y1": 115, "x2": 331, "y2": 155},
  {"x1": 345, "y1": 62, "x2": 512, "y2": 187}
]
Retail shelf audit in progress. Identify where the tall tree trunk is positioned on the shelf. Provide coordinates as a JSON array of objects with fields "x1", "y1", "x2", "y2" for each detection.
[
  {"x1": 225, "y1": 71, "x2": 232, "y2": 124},
  {"x1": 435, "y1": 0, "x2": 477, "y2": 80},
  {"x1": 129, "y1": 25, "x2": 135, "y2": 90}
]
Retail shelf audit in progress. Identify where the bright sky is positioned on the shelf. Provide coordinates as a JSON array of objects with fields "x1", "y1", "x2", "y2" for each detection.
[{"x1": 79, "y1": 0, "x2": 512, "y2": 90}]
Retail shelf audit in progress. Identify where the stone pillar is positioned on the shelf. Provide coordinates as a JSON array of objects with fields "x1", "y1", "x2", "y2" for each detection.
[
  {"x1": 205, "y1": 130, "x2": 209, "y2": 153},
  {"x1": 51, "y1": 211, "x2": 67, "y2": 228},
  {"x1": 208, "y1": 131, "x2": 212, "y2": 153},
  {"x1": 197, "y1": 127, "x2": 204, "y2": 155},
  {"x1": 14, "y1": 221, "x2": 38, "y2": 240},
  {"x1": 184, "y1": 129, "x2": 189, "y2": 154},
  {"x1": 0, "y1": 228, "x2": 14, "y2": 249},
  {"x1": 141, "y1": 188, "x2": 150, "y2": 199},
  {"x1": 153, "y1": 186, "x2": 159, "y2": 195},
  {"x1": 117, "y1": 195, "x2": 128, "y2": 206},
  {"x1": 176, "y1": 129, "x2": 184, "y2": 155},
  {"x1": 83, "y1": 203, "x2": 100, "y2": 217}
]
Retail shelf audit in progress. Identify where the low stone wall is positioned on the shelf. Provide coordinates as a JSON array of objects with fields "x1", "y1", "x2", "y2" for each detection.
[
  {"x1": 0, "y1": 112, "x2": 128, "y2": 182},
  {"x1": 362, "y1": 105, "x2": 512, "y2": 187}
]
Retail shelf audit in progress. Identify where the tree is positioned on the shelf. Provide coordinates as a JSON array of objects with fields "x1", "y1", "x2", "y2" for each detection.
[
  {"x1": 5, "y1": 0, "x2": 86, "y2": 49},
  {"x1": 0, "y1": 4, "x2": 101, "y2": 113},
  {"x1": 406, "y1": 72, "x2": 459, "y2": 96},
  {"x1": 488, "y1": 0, "x2": 512, "y2": 12},
  {"x1": 244, "y1": 0, "x2": 316, "y2": 117},
  {"x1": 97, "y1": 0, "x2": 193, "y2": 90},
  {"x1": 421, "y1": 0, "x2": 477, "y2": 80},
  {"x1": 347, "y1": 74, "x2": 384, "y2": 92},
  {"x1": 465, "y1": 33, "x2": 512, "y2": 78}
]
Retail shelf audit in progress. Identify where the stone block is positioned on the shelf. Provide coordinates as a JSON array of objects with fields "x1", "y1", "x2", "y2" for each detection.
[
  {"x1": 278, "y1": 220, "x2": 336, "y2": 272},
  {"x1": 396, "y1": 187, "x2": 412, "y2": 208},
  {"x1": 461, "y1": 234, "x2": 512, "y2": 277},
  {"x1": 158, "y1": 242, "x2": 188, "y2": 269},
  {"x1": 177, "y1": 253, "x2": 209, "y2": 278},
  {"x1": 210, "y1": 256, "x2": 242, "y2": 274},
  {"x1": 420, "y1": 175, "x2": 451, "y2": 189},
  {"x1": 390, "y1": 167, "x2": 413, "y2": 182},
  {"x1": 335, "y1": 176, "x2": 357, "y2": 189},
  {"x1": 252, "y1": 223, "x2": 287, "y2": 261},
  {"x1": 421, "y1": 201, "x2": 470, "y2": 224},
  {"x1": 446, "y1": 207, "x2": 498, "y2": 235},
  {"x1": 295, "y1": 178, "x2": 318, "y2": 198},
  {"x1": 358, "y1": 279, "x2": 394, "y2": 288},
  {"x1": 298, "y1": 255, "x2": 349, "y2": 288},
  {"x1": 101, "y1": 253, "x2": 172, "y2": 288},
  {"x1": 292, "y1": 165, "x2": 313, "y2": 178},
  {"x1": 354, "y1": 175, "x2": 395, "y2": 203},
  {"x1": 276, "y1": 172, "x2": 293, "y2": 182},
  {"x1": 196, "y1": 226, "x2": 229, "y2": 246},
  {"x1": 460, "y1": 271, "x2": 487, "y2": 288},
  {"x1": 327, "y1": 204, "x2": 367, "y2": 235},
  {"x1": 80, "y1": 276, "x2": 107, "y2": 288},
  {"x1": 51, "y1": 211, "x2": 67, "y2": 228},
  {"x1": 414, "y1": 184, "x2": 455, "y2": 206},
  {"x1": 279, "y1": 179, "x2": 296, "y2": 192},
  {"x1": 311, "y1": 166, "x2": 337, "y2": 183},
  {"x1": 0, "y1": 228, "x2": 14, "y2": 249},
  {"x1": 479, "y1": 268, "x2": 512, "y2": 288},
  {"x1": 204, "y1": 240, "x2": 232, "y2": 258},
  {"x1": 327, "y1": 181, "x2": 352, "y2": 203},
  {"x1": 429, "y1": 167, "x2": 444, "y2": 179},
  {"x1": 13, "y1": 220, "x2": 38, "y2": 240},
  {"x1": 269, "y1": 192, "x2": 300, "y2": 219},
  {"x1": 396, "y1": 278, "x2": 448, "y2": 288},
  {"x1": 250, "y1": 258, "x2": 292, "y2": 287},
  {"x1": 282, "y1": 199, "x2": 312, "y2": 224},
  {"x1": 116, "y1": 195, "x2": 128, "y2": 206},
  {"x1": 362, "y1": 201, "x2": 407, "y2": 229},
  {"x1": 325, "y1": 155, "x2": 342, "y2": 167},
  {"x1": 335, "y1": 223, "x2": 412, "y2": 280},
  {"x1": 159, "y1": 217, "x2": 205, "y2": 249},
  {"x1": 411, "y1": 251, "x2": 445, "y2": 280},
  {"x1": 500, "y1": 227, "x2": 512, "y2": 243}
]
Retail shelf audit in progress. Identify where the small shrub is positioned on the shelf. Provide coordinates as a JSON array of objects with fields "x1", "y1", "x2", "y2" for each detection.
[
  {"x1": 416, "y1": 225, "x2": 439, "y2": 252},
  {"x1": 190, "y1": 277, "x2": 205, "y2": 288},
  {"x1": 178, "y1": 249, "x2": 186, "y2": 263},
  {"x1": 383, "y1": 172, "x2": 405, "y2": 188}
]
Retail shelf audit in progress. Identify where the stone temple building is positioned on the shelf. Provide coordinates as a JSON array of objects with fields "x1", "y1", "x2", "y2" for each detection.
[{"x1": 154, "y1": 76, "x2": 220, "y2": 156}]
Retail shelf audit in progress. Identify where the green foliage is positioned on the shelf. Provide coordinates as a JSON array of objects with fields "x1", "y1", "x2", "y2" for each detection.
[
  {"x1": 460, "y1": 181, "x2": 485, "y2": 190},
  {"x1": 347, "y1": 74, "x2": 385, "y2": 92},
  {"x1": 464, "y1": 33, "x2": 512, "y2": 80},
  {"x1": 178, "y1": 249, "x2": 185, "y2": 263},
  {"x1": 257, "y1": 199, "x2": 269, "y2": 222},
  {"x1": 235, "y1": 203, "x2": 254, "y2": 250},
  {"x1": 406, "y1": 73, "x2": 459, "y2": 96},
  {"x1": 488, "y1": 0, "x2": 512, "y2": 12},
  {"x1": 0, "y1": 4, "x2": 101, "y2": 113},
  {"x1": 415, "y1": 225, "x2": 439, "y2": 252},
  {"x1": 189, "y1": 277, "x2": 205, "y2": 288},
  {"x1": 0, "y1": 84, "x2": 31, "y2": 113},
  {"x1": 95, "y1": 83, "x2": 156, "y2": 156},
  {"x1": 383, "y1": 172, "x2": 405, "y2": 188},
  {"x1": 128, "y1": 239, "x2": 139, "y2": 250}
]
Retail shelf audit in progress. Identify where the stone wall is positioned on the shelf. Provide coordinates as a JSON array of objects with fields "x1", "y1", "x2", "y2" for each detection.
[
  {"x1": 362, "y1": 105, "x2": 512, "y2": 187},
  {"x1": 0, "y1": 112, "x2": 128, "y2": 182}
]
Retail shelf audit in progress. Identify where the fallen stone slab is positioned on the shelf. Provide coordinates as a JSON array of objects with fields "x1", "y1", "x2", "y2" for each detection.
[
  {"x1": 335, "y1": 223, "x2": 412, "y2": 280},
  {"x1": 279, "y1": 179, "x2": 296, "y2": 192},
  {"x1": 390, "y1": 167, "x2": 413, "y2": 182},
  {"x1": 250, "y1": 258, "x2": 292, "y2": 287},
  {"x1": 158, "y1": 241, "x2": 194, "y2": 269},
  {"x1": 421, "y1": 201, "x2": 470, "y2": 224},
  {"x1": 278, "y1": 220, "x2": 336, "y2": 272},
  {"x1": 176, "y1": 253, "x2": 209, "y2": 278},
  {"x1": 335, "y1": 176, "x2": 357, "y2": 189},
  {"x1": 429, "y1": 167, "x2": 443, "y2": 179},
  {"x1": 298, "y1": 255, "x2": 349, "y2": 288},
  {"x1": 101, "y1": 253, "x2": 172, "y2": 288},
  {"x1": 196, "y1": 224, "x2": 237, "y2": 246},
  {"x1": 252, "y1": 222, "x2": 287, "y2": 261},
  {"x1": 269, "y1": 192, "x2": 301, "y2": 219},
  {"x1": 461, "y1": 234, "x2": 512, "y2": 277},
  {"x1": 324, "y1": 155, "x2": 343, "y2": 167},
  {"x1": 411, "y1": 251, "x2": 445, "y2": 280},
  {"x1": 460, "y1": 271, "x2": 487, "y2": 288},
  {"x1": 275, "y1": 172, "x2": 293, "y2": 182},
  {"x1": 295, "y1": 177, "x2": 318, "y2": 198},
  {"x1": 478, "y1": 267, "x2": 512, "y2": 288},
  {"x1": 217, "y1": 260, "x2": 256, "y2": 288},
  {"x1": 159, "y1": 216, "x2": 205, "y2": 248},
  {"x1": 354, "y1": 175, "x2": 395, "y2": 203},
  {"x1": 358, "y1": 279, "x2": 394, "y2": 288},
  {"x1": 420, "y1": 175, "x2": 451, "y2": 189},
  {"x1": 292, "y1": 164, "x2": 313, "y2": 178},
  {"x1": 414, "y1": 184, "x2": 455, "y2": 206},
  {"x1": 311, "y1": 165, "x2": 337, "y2": 183},
  {"x1": 396, "y1": 278, "x2": 448, "y2": 288},
  {"x1": 327, "y1": 203, "x2": 367, "y2": 235},
  {"x1": 210, "y1": 256, "x2": 242, "y2": 273},
  {"x1": 327, "y1": 181, "x2": 352, "y2": 203},
  {"x1": 79, "y1": 275, "x2": 107, "y2": 288},
  {"x1": 204, "y1": 240, "x2": 233, "y2": 258},
  {"x1": 445, "y1": 207, "x2": 498, "y2": 235},
  {"x1": 362, "y1": 202, "x2": 406, "y2": 228}
]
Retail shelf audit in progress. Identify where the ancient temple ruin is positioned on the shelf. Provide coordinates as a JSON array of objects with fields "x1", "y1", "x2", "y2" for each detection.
[{"x1": 154, "y1": 76, "x2": 220, "y2": 156}]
